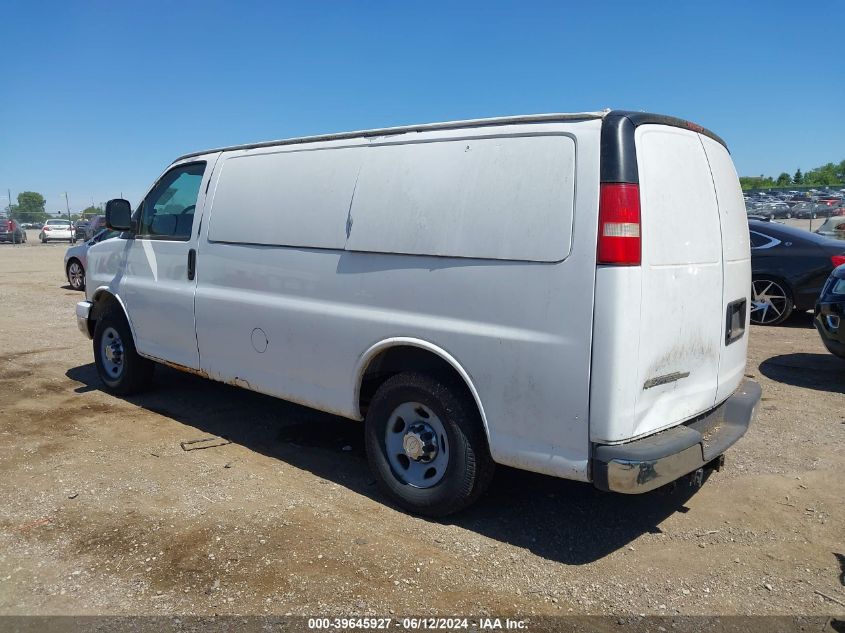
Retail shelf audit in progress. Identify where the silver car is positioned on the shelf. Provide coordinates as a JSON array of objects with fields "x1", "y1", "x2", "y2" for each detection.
[{"x1": 63, "y1": 229, "x2": 119, "y2": 290}]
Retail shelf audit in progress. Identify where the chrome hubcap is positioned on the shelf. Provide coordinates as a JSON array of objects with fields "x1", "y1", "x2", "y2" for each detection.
[
  {"x1": 751, "y1": 280, "x2": 788, "y2": 324},
  {"x1": 385, "y1": 402, "x2": 448, "y2": 488},
  {"x1": 68, "y1": 262, "x2": 83, "y2": 288},
  {"x1": 100, "y1": 327, "x2": 124, "y2": 378}
]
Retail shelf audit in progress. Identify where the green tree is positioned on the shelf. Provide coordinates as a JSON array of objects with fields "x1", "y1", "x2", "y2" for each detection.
[
  {"x1": 804, "y1": 162, "x2": 840, "y2": 186},
  {"x1": 740, "y1": 175, "x2": 775, "y2": 190},
  {"x1": 12, "y1": 191, "x2": 48, "y2": 223},
  {"x1": 742, "y1": 160, "x2": 843, "y2": 190},
  {"x1": 79, "y1": 205, "x2": 102, "y2": 219}
]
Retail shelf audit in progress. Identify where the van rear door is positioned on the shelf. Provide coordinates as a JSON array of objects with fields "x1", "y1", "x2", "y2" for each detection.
[
  {"x1": 590, "y1": 117, "x2": 750, "y2": 446},
  {"x1": 631, "y1": 124, "x2": 723, "y2": 439},
  {"x1": 700, "y1": 136, "x2": 751, "y2": 402}
]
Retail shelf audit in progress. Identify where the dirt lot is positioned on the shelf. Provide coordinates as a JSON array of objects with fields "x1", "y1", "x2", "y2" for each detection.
[{"x1": 0, "y1": 232, "x2": 843, "y2": 617}]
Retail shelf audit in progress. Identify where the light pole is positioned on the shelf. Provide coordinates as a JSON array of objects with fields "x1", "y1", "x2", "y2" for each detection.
[{"x1": 63, "y1": 192, "x2": 74, "y2": 243}]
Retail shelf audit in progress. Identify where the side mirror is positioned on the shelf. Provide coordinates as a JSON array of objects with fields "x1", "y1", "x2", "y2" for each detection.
[{"x1": 105, "y1": 199, "x2": 132, "y2": 231}]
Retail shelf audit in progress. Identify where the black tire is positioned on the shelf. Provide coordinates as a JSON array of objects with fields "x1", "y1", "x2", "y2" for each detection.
[
  {"x1": 364, "y1": 372, "x2": 494, "y2": 517},
  {"x1": 750, "y1": 275, "x2": 793, "y2": 326},
  {"x1": 93, "y1": 307, "x2": 154, "y2": 395}
]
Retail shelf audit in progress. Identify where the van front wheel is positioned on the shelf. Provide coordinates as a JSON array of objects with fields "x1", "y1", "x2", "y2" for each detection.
[
  {"x1": 93, "y1": 308, "x2": 154, "y2": 395},
  {"x1": 364, "y1": 372, "x2": 494, "y2": 517}
]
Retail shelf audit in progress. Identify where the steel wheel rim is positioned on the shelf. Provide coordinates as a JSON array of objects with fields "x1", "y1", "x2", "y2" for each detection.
[
  {"x1": 99, "y1": 326, "x2": 125, "y2": 379},
  {"x1": 68, "y1": 262, "x2": 84, "y2": 289},
  {"x1": 751, "y1": 279, "x2": 788, "y2": 324},
  {"x1": 384, "y1": 401, "x2": 449, "y2": 488}
]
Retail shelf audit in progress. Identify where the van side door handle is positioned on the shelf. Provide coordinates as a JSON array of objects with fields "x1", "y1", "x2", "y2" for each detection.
[{"x1": 187, "y1": 248, "x2": 196, "y2": 281}]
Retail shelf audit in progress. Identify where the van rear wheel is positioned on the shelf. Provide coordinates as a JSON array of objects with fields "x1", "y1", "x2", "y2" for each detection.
[
  {"x1": 93, "y1": 308, "x2": 154, "y2": 395},
  {"x1": 364, "y1": 372, "x2": 494, "y2": 517}
]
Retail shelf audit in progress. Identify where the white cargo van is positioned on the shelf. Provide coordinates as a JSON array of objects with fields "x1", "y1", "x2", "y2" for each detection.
[{"x1": 76, "y1": 110, "x2": 761, "y2": 516}]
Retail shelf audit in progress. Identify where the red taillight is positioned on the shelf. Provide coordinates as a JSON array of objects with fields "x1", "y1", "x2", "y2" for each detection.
[
  {"x1": 832, "y1": 255, "x2": 845, "y2": 268},
  {"x1": 598, "y1": 183, "x2": 641, "y2": 265},
  {"x1": 43, "y1": 225, "x2": 51, "y2": 231}
]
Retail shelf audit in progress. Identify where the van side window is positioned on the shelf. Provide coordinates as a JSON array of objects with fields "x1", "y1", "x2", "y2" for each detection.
[{"x1": 137, "y1": 162, "x2": 206, "y2": 240}]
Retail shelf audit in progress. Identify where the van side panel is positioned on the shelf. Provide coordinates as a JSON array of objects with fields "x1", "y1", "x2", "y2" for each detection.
[
  {"x1": 207, "y1": 144, "x2": 365, "y2": 249},
  {"x1": 193, "y1": 120, "x2": 602, "y2": 480},
  {"x1": 700, "y1": 136, "x2": 751, "y2": 402},
  {"x1": 346, "y1": 135, "x2": 576, "y2": 262}
]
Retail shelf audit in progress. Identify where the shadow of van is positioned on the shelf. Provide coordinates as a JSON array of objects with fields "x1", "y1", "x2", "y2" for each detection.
[
  {"x1": 66, "y1": 362, "x2": 701, "y2": 565},
  {"x1": 759, "y1": 352, "x2": 845, "y2": 395}
]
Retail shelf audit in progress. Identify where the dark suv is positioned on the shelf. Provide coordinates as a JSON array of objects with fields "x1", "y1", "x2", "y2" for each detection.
[
  {"x1": 0, "y1": 218, "x2": 26, "y2": 243},
  {"x1": 73, "y1": 219, "x2": 89, "y2": 241},
  {"x1": 83, "y1": 215, "x2": 107, "y2": 240}
]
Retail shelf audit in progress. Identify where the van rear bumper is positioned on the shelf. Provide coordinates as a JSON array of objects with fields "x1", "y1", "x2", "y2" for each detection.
[{"x1": 592, "y1": 380, "x2": 761, "y2": 494}]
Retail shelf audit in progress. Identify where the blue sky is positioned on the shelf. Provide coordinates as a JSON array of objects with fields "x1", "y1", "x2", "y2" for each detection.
[{"x1": 2, "y1": 0, "x2": 844, "y2": 213}]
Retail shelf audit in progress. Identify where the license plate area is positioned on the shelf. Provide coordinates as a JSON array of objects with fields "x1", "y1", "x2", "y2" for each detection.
[{"x1": 725, "y1": 298, "x2": 747, "y2": 346}]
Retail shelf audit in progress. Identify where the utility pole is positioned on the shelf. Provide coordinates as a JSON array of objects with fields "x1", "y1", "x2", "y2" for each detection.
[{"x1": 64, "y1": 192, "x2": 74, "y2": 243}]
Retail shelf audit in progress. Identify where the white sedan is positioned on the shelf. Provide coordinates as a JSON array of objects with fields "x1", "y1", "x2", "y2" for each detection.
[
  {"x1": 64, "y1": 229, "x2": 120, "y2": 290},
  {"x1": 39, "y1": 219, "x2": 74, "y2": 243}
]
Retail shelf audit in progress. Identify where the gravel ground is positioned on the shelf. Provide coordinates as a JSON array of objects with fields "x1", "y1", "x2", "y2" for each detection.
[{"x1": 0, "y1": 232, "x2": 843, "y2": 617}]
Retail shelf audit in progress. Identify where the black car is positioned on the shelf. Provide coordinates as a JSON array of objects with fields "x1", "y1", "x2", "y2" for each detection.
[
  {"x1": 790, "y1": 202, "x2": 814, "y2": 219},
  {"x1": 749, "y1": 219, "x2": 845, "y2": 325},
  {"x1": 760, "y1": 202, "x2": 792, "y2": 219},
  {"x1": 814, "y1": 265, "x2": 845, "y2": 359},
  {"x1": 791, "y1": 201, "x2": 829, "y2": 220}
]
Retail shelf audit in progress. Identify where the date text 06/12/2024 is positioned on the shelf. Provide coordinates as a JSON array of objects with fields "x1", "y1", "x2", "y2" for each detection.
[{"x1": 307, "y1": 617, "x2": 528, "y2": 630}]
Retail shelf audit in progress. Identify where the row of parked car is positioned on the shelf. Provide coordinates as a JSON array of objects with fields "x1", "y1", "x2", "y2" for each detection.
[
  {"x1": 745, "y1": 188, "x2": 845, "y2": 219},
  {"x1": 0, "y1": 215, "x2": 107, "y2": 244}
]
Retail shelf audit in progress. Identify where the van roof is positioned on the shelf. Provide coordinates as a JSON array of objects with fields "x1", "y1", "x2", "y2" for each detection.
[{"x1": 173, "y1": 109, "x2": 726, "y2": 163}]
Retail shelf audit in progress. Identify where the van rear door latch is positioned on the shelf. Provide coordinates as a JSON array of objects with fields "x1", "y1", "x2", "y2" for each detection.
[{"x1": 725, "y1": 298, "x2": 747, "y2": 345}]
